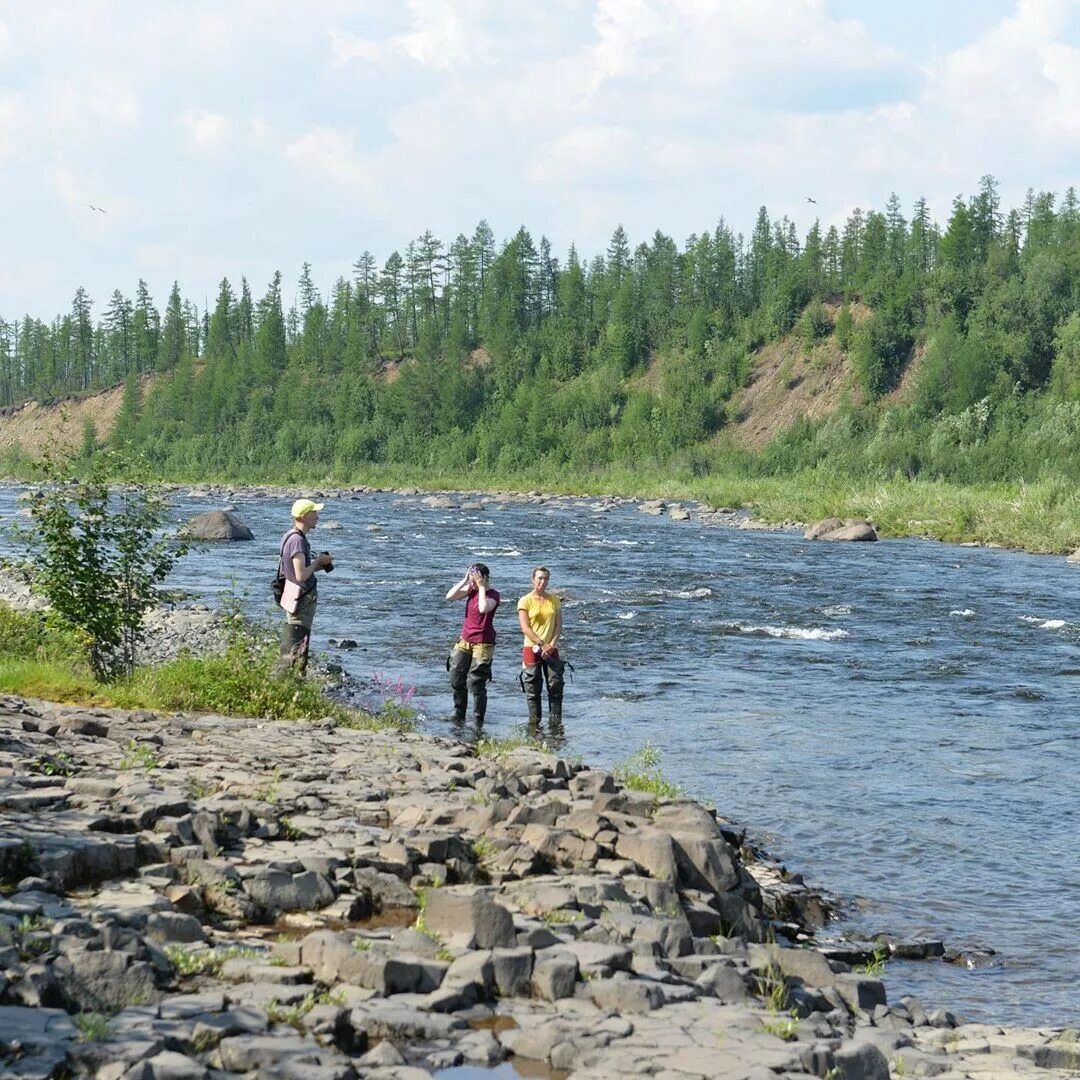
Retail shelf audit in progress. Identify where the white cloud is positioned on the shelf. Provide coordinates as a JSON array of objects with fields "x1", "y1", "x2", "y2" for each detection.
[
  {"x1": 3, "y1": 0, "x2": 1080, "y2": 319},
  {"x1": 1041, "y1": 42, "x2": 1080, "y2": 138},
  {"x1": 398, "y1": 0, "x2": 483, "y2": 69},
  {"x1": 47, "y1": 77, "x2": 139, "y2": 139},
  {"x1": 285, "y1": 127, "x2": 373, "y2": 193},
  {"x1": 585, "y1": 0, "x2": 670, "y2": 96},
  {"x1": 530, "y1": 125, "x2": 637, "y2": 185},
  {"x1": 182, "y1": 109, "x2": 232, "y2": 151},
  {"x1": 329, "y1": 28, "x2": 382, "y2": 66},
  {"x1": 584, "y1": 0, "x2": 898, "y2": 103},
  {"x1": 330, "y1": 0, "x2": 493, "y2": 72},
  {"x1": 912, "y1": 0, "x2": 1080, "y2": 183},
  {"x1": 0, "y1": 93, "x2": 27, "y2": 163}
]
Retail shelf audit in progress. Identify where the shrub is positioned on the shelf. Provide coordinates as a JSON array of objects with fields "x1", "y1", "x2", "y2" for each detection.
[
  {"x1": 799, "y1": 301, "x2": 832, "y2": 353},
  {"x1": 18, "y1": 450, "x2": 188, "y2": 680}
]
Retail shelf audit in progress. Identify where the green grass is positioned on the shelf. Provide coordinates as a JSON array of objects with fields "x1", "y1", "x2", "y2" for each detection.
[
  {"x1": 541, "y1": 908, "x2": 583, "y2": 926},
  {"x1": 759, "y1": 1014, "x2": 800, "y2": 1042},
  {"x1": 74, "y1": 1013, "x2": 112, "y2": 1042},
  {"x1": 265, "y1": 990, "x2": 345, "y2": 1029},
  {"x1": 471, "y1": 837, "x2": 497, "y2": 862},
  {"x1": 118, "y1": 739, "x2": 160, "y2": 771},
  {"x1": 475, "y1": 732, "x2": 553, "y2": 761},
  {"x1": 613, "y1": 742, "x2": 682, "y2": 800},
  {"x1": 0, "y1": 914, "x2": 52, "y2": 961},
  {"x1": 165, "y1": 944, "x2": 263, "y2": 977},
  {"x1": 0, "y1": 605, "x2": 409, "y2": 732},
  {"x1": 0, "y1": 657, "x2": 107, "y2": 702},
  {"x1": 755, "y1": 958, "x2": 800, "y2": 1042},
  {"x1": 855, "y1": 945, "x2": 889, "y2": 976}
]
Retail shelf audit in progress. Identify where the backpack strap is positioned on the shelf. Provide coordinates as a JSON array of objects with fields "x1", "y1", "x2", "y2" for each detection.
[{"x1": 277, "y1": 528, "x2": 300, "y2": 579}]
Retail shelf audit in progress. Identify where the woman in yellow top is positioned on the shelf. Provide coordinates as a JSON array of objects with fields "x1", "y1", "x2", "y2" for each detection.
[{"x1": 517, "y1": 566, "x2": 565, "y2": 734}]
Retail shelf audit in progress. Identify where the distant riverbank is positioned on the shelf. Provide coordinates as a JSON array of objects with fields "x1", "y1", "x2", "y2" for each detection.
[{"x1": 8, "y1": 459, "x2": 1079, "y2": 555}]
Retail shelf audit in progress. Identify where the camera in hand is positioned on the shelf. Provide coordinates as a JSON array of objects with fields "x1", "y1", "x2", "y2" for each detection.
[{"x1": 321, "y1": 551, "x2": 334, "y2": 573}]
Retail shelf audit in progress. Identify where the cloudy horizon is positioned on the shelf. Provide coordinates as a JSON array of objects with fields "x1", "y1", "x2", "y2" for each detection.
[{"x1": 1, "y1": 0, "x2": 1078, "y2": 319}]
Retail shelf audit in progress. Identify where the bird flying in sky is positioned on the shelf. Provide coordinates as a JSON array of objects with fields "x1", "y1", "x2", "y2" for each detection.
[
  {"x1": 88, "y1": 204, "x2": 107, "y2": 214},
  {"x1": 805, "y1": 196, "x2": 817, "y2": 204}
]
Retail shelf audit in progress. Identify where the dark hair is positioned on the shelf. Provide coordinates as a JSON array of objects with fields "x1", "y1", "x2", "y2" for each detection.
[
  {"x1": 474, "y1": 563, "x2": 490, "y2": 578},
  {"x1": 533, "y1": 565, "x2": 550, "y2": 578}
]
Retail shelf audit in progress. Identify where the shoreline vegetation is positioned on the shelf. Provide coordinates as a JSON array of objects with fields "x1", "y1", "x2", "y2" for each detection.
[
  {"x1": 9, "y1": 463, "x2": 1080, "y2": 555},
  {"x1": 0, "y1": 597, "x2": 406, "y2": 734}
]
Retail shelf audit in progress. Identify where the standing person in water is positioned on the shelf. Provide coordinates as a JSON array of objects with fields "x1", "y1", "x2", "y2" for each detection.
[
  {"x1": 517, "y1": 565, "x2": 565, "y2": 737},
  {"x1": 277, "y1": 498, "x2": 334, "y2": 675},
  {"x1": 445, "y1": 563, "x2": 500, "y2": 724}
]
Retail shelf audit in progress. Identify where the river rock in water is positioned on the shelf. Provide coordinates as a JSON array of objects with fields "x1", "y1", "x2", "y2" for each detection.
[
  {"x1": 181, "y1": 510, "x2": 255, "y2": 541},
  {"x1": 806, "y1": 518, "x2": 878, "y2": 542}
]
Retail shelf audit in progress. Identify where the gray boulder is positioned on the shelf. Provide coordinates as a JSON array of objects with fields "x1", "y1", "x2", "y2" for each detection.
[
  {"x1": 145, "y1": 912, "x2": 205, "y2": 944},
  {"x1": 181, "y1": 511, "x2": 254, "y2": 542},
  {"x1": 50, "y1": 949, "x2": 159, "y2": 1013},
  {"x1": 531, "y1": 953, "x2": 578, "y2": 1001},
  {"x1": 423, "y1": 888, "x2": 516, "y2": 949},
  {"x1": 806, "y1": 517, "x2": 878, "y2": 542},
  {"x1": 244, "y1": 869, "x2": 335, "y2": 915},
  {"x1": 833, "y1": 1039, "x2": 891, "y2": 1080},
  {"x1": 124, "y1": 1050, "x2": 210, "y2": 1079},
  {"x1": 825, "y1": 521, "x2": 879, "y2": 542},
  {"x1": 804, "y1": 517, "x2": 844, "y2": 539}
]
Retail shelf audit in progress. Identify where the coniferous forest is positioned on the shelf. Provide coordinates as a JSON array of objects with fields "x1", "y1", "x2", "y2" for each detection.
[{"x1": 5, "y1": 176, "x2": 1080, "y2": 503}]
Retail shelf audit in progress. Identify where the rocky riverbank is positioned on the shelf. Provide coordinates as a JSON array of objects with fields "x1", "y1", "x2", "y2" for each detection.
[
  {"x1": 160, "y1": 482, "x2": 787, "y2": 536},
  {"x1": 2, "y1": 698, "x2": 1076, "y2": 1080}
]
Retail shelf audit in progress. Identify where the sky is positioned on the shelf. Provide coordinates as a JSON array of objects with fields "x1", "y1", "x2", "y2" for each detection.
[{"x1": 2, "y1": 0, "x2": 1079, "y2": 319}]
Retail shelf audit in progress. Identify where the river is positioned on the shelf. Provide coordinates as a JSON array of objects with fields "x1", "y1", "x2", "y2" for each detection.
[{"x1": 4, "y1": 485, "x2": 1078, "y2": 1028}]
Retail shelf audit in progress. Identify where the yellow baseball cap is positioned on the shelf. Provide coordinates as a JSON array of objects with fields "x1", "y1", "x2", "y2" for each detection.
[{"x1": 291, "y1": 498, "x2": 324, "y2": 519}]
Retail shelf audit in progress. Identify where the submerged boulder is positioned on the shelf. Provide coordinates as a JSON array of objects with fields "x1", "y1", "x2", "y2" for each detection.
[{"x1": 181, "y1": 510, "x2": 254, "y2": 541}]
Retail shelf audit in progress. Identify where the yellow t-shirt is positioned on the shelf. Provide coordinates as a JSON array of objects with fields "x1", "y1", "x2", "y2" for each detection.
[{"x1": 517, "y1": 592, "x2": 561, "y2": 646}]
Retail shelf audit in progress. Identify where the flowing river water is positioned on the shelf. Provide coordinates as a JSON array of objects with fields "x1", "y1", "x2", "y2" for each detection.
[{"x1": 4, "y1": 485, "x2": 1079, "y2": 1028}]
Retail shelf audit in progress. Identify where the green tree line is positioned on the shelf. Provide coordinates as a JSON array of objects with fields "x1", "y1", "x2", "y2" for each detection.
[{"x1": 5, "y1": 175, "x2": 1080, "y2": 485}]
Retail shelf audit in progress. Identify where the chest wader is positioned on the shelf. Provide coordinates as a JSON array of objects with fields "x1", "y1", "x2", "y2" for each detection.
[
  {"x1": 280, "y1": 588, "x2": 316, "y2": 676},
  {"x1": 281, "y1": 622, "x2": 311, "y2": 675},
  {"x1": 545, "y1": 657, "x2": 565, "y2": 728},
  {"x1": 520, "y1": 662, "x2": 543, "y2": 729},
  {"x1": 447, "y1": 646, "x2": 493, "y2": 723},
  {"x1": 520, "y1": 656, "x2": 564, "y2": 731}
]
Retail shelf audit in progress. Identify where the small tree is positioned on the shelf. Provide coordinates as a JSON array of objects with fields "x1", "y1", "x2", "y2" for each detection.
[{"x1": 21, "y1": 450, "x2": 187, "y2": 680}]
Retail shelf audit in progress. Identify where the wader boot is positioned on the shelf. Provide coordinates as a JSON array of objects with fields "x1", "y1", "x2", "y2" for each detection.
[
  {"x1": 279, "y1": 623, "x2": 311, "y2": 676},
  {"x1": 469, "y1": 659, "x2": 492, "y2": 724},
  {"x1": 548, "y1": 673, "x2": 565, "y2": 725},
  {"x1": 521, "y1": 663, "x2": 543, "y2": 733},
  {"x1": 447, "y1": 647, "x2": 471, "y2": 722},
  {"x1": 545, "y1": 657, "x2": 565, "y2": 735}
]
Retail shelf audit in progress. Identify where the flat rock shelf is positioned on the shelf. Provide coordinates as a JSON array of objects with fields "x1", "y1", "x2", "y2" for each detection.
[{"x1": 1, "y1": 698, "x2": 1075, "y2": 1079}]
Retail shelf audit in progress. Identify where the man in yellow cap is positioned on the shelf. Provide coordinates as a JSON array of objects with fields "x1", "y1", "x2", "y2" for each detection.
[{"x1": 277, "y1": 498, "x2": 334, "y2": 673}]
